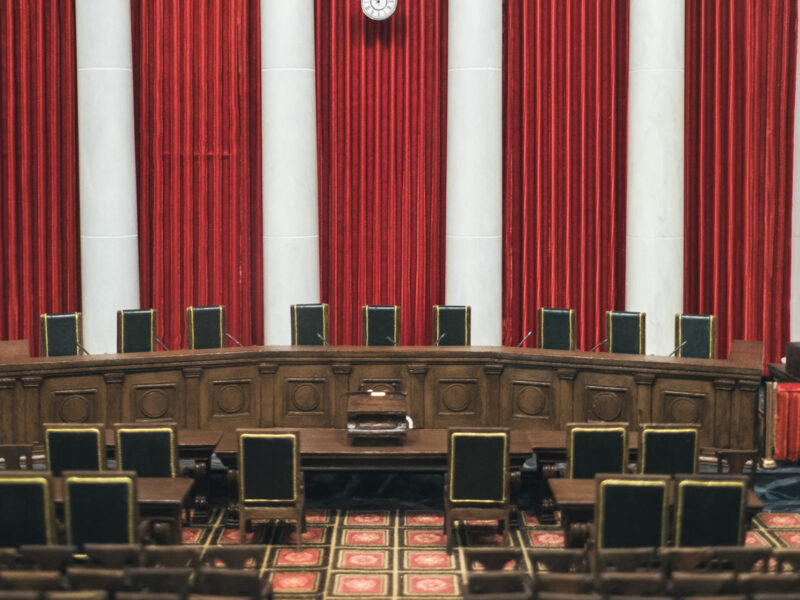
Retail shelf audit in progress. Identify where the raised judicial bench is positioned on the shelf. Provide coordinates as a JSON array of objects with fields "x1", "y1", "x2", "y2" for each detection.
[{"x1": 0, "y1": 341, "x2": 763, "y2": 453}]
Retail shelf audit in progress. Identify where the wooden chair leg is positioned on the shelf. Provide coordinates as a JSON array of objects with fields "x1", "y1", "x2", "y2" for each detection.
[
  {"x1": 295, "y1": 519, "x2": 303, "y2": 551},
  {"x1": 445, "y1": 516, "x2": 453, "y2": 553},
  {"x1": 239, "y1": 511, "x2": 247, "y2": 543}
]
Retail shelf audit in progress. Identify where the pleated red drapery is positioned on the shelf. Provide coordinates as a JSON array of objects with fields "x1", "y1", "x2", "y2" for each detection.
[
  {"x1": 131, "y1": 0, "x2": 263, "y2": 350},
  {"x1": 684, "y1": 0, "x2": 796, "y2": 365},
  {"x1": 503, "y1": 0, "x2": 629, "y2": 349},
  {"x1": 315, "y1": 0, "x2": 447, "y2": 346},
  {"x1": 0, "y1": 0, "x2": 81, "y2": 356}
]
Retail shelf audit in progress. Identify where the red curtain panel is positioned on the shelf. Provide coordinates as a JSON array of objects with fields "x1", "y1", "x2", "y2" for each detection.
[
  {"x1": 684, "y1": 0, "x2": 796, "y2": 364},
  {"x1": 131, "y1": 0, "x2": 263, "y2": 350},
  {"x1": 503, "y1": 0, "x2": 629, "y2": 349},
  {"x1": 0, "y1": 0, "x2": 81, "y2": 356},
  {"x1": 315, "y1": 0, "x2": 447, "y2": 346}
]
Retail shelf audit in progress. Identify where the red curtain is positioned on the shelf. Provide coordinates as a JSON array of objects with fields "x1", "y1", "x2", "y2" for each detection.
[
  {"x1": 503, "y1": 0, "x2": 629, "y2": 349},
  {"x1": 684, "y1": 0, "x2": 796, "y2": 365},
  {"x1": 131, "y1": 0, "x2": 263, "y2": 350},
  {"x1": 315, "y1": 0, "x2": 447, "y2": 346},
  {"x1": 0, "y1": 0, "x2": 81, "y2": 356}
]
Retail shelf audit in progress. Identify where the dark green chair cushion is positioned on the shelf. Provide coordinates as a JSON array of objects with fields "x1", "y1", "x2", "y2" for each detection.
[
  {"x1": 362, "y1": 306, "x2": 400, "y2": 346},
  {"x1": 676, "y1": 314, "x2": 717, "y2": 359},
  {"x1": 607, "y1": 311, "x2": 645, "y2": 354},
  {"x1": 117, "y1": 430, "x2": 175, "y2": 477},
  {"x1": 46, "y1": 430, "x2": 102, "y2": 476},
  {"x1": 186, "y1": 306, "x2": 224, "y2": 349},
  {"x1": 240, "y1": 435, "x2": 296, "y2": 503},
  {"x1": 676, "y1": 481, "x2": 745, "y2": 546},
  {"x1": 449, "y1": 433, "x2": 507, "y2": 503},
  {"x1": 291, "y1": 304, "x2": 329, "y2": 346},
  {"x1": 117, "y1": 309, "x2": 156, "y2": 353},
  {"x1": 641, "y1": 429, "x2": 697, "y2": 475},
  {"x1": 433, "y1": 305, "x2": 471, "y2": 346},
  {"x1": 40, "y1": 313, "x2": 81, "y2": 357},
  {"x1": 598, "y1": 480, "x2": 667, "y2": 548},
  {"x1": 538, "y1": 308, "x2": 576, "y2": 351},
  {"x1": 0, "y1": 477, "x2": 51, "y2": 546},
  {"x1": 65, "y1": 477, "x2": 134, "y2": 548},
  {"x1": 569, "y1": 429, "x2": 626, "y2": 479}
]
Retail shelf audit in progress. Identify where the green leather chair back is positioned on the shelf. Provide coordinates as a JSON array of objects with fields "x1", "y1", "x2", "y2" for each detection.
[
  {"x1": 675, "y1": 314, "x2": 717, "y2": 359},
  {"x1": 606, "y1": 311, "x2": 646, "y2": 354},
  {"x1": 116, "y1": 425, "x2": 177, "y2": 477},
  {"x1": 447, "y1": 430, "x2": 509, "y2": 504},
  {"x1": 640, "y1": 427, "x2": 699, "y2": 475},
  {"x1": 361, "y1": 305, "x2": 400, "y2": 346},
  {"x1": 0, "y1": 473, "x2": 55, "y2": 546},
  {"x1": 64, "y1": 473, "x2": 137, "y2": 548},
  {"x1": 675, "y1": 477, "x2": 747, "y2": 546},
  {"x1": 538, "y1": 308, "x2": 576, "y2": 351},
  {"x1": 40, "y1": 312, "x2": 82, "y2": 357},
  {"x1": 290, "y1": 304, "x2": 329, "y2": 345},
  {"x1": 238, "y1": 432, "x2": 299, "y2": 504},
  {"x1": 596, "y1": 476, "x2": 669, "y2": 549},
  {"x1": 567, "y1": 425, "x2": 627, "y2": 479},
  {"x1": 45, "y1": 426, "x2": 104, "y2": 476},
  {"x1": 117, "y1": 309, "x2": 156, "y2": 353},
  {"x1": 186, "y1": 306, "x2": 225, "y2": 349},
  {"x1": 432, "y1": 305, "x2": 471, "y2": 346}
]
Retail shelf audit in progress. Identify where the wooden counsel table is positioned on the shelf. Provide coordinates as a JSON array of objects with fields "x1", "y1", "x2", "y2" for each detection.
[
  {"x1": 0, "y1": 342, "x2": 763, "y2": 455},
  {"x1": 50, "y1": 477, "x2": 193, "y2": 544}
]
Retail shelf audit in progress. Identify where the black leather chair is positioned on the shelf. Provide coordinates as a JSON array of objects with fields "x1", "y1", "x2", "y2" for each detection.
[
  {"x1": 290, "y1": 304, "x2": 329, "y2": 345},
  {"x1": 674, "y1": 475, "x2": 748, "y2": 546},
  {"x1": 638, "y1": 424, "x2": 699, "y2": 475},
  {"x1": 361, "y1": 305, "x2": 400, "y2": 346},
  {"x1": 117, "y1": 309, "x2": 159, "y2": 353},
  {"x1": 537, "y1": 308, "x2": 576, "y2": 351},
  {"x1": 675, "y1": 314, "x2": 717, "y2": 359},
  {"x1": 44, "y1": 423, "x2": 104, "y2": 476},
  {"x1": 40, "y1": 312, "x2": 83, "y2": 356},
  {"x1": 185, "y1": 306, "x2": 225, "y2": 349},
  {"x1": 432, "y1": 305, "x2": 471, "y2": 346},
  {"x1": 594, "y1": 474, "x2": 669, "y2": 549},
  {"x1": 566, "y1": 423, "x2": 628, "y2": 479},
  {"x1": 606, "y1": 310, "x2": 646, "y2": 354},
  {"x1": 114, "y1": 422, "x2": 179, "y2": 478},
  {"x1": 0, "y1": 473, "x2": 56, "y2": 547}
]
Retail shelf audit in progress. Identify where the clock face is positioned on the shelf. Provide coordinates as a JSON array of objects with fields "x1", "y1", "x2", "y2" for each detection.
[{"x1": 361, "y1": 0, "x2": 397, "y2": 21}]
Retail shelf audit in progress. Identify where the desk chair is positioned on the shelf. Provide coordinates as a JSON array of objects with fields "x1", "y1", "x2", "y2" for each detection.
[
  {"x1": 117, "y1": 309, "x2": 167, "y2": 353},
  {"x1": 674, "y1": 475, "x2": 748, "y2": 546},
  {"x1": 538, "y1": 308, "x2": 576, "y2": 351},
  {"x1": 444, "y1": 428, "x2": 511, "y2": 553},
  {"x1": 566, "y1": 423, "x2": 628, "y2": 479},
  {"x1": 114, "y1": 422, "x2": 179, "y2": 478},
  {"x1": 675, "y1": 314, "x2": 717, "y2": 359},
  {"x1": 0, "y1": 472, "x2": 56, "y2": 547},
  {"x1": 432, "y1": 305, "x2": 471, "y2": 346},
  {"x1": 64, "y1": 471, "x2": 138, "y2": 549},
  {"x1": 44, "y1": 423, "x2": 104, "y2": 476},
  {"x1": 186, "y1": 305, "x2": 239, "y2": 349},
  {"x1": 290, "y1": 303, "x2": 329, "y2": 345},
  {"x1": 361, "y1": 305, "x2": 400, "y2": 346},
  {"x1": 595, "y1": 474, "x2": 669, "y2": 549},
  {"x1": 639, "y1": 424, "x2": 699, "y2": 475},
  {"x1": 40, "y1": 313, "x2": 84, "y2": 357},
  {"x1": 606, "y1": 310, "x2": 646, "y2": 354}
]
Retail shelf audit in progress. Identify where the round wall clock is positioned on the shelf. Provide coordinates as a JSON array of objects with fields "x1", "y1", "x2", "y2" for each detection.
[{"x1": 361, "y1": 0, "x2": 398, "y2": 21}]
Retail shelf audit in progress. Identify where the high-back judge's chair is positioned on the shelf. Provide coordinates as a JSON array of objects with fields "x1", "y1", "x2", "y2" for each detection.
[
  {"x1": 432, "y1": 305, "x2": 471, "y2": 346},
  {"x1": 117, "y1": 309, "x2": 166, "y2": 353},
  {"x1": 675, "y1": 314, "x2": 717, "y2": 359},
  {"x1": 606, "y1": 310, "x2": 646, "y2": 354},
  {"x1": 537, "y1": 308, "x2": 576, "y2": 351},
  {"x1": 186, "y1": 305, "x2": 231, "y2": 349},
  {"x1": 361, "y1": 305, "x2": 400, "y2": 346},
  {"x1": 40, "y1": 312, "x2": 84, "y2": 357},
  {"x1": 290, "y1": 304, "x2": 329, "y2": 345}
]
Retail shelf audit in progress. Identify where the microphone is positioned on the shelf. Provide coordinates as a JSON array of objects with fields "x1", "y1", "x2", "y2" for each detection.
[
  {"x1": 76, "y1": 342, "x2": 91, "y2": 356},
  {"x1": 385, "y1": 335, "x2": 397, "y2": 345},
  {"x1": 316, "y1": 332, "x2": 328, "y2": 346},
  {"x1": 225, "y1": 332, "x2": 244, "y2": 347},
  {"x1": 435, "y1": 332, "x2": 447, "y2": 346},
  {"x1": 155, "y1": 338, "x2": 170, "y2": 351},
  {"x1": 669, "y1": 340, "x2": 688, "y2": 357},
  {"x1": 589, "y1": 338, "x2": 608, "y2": 352},
  {"x1": 517, "y1": 331, "x2": 533, "y2": 347}
]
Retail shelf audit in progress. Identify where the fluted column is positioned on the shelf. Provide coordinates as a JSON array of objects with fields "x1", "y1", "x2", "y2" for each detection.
[
  {"x1": 261, "y1": 0, "x2": 320, "y2": 345},
  {"x1": 626, "y1": 0, "x2": 685, "y2": 355},
  {"x1": 792, "y1": 3, "x2": 800, "y2": 343},
  {"x1": 445, "y1": 0, "x2": 503, "y2": 346},
  {"x1": 75, "y1": 0, "x2": 140, "y2": 354}
]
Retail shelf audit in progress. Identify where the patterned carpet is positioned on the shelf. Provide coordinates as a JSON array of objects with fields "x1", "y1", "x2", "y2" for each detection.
[{"x1": 178, "y1": 508, "x2": 800, "y2": 599}]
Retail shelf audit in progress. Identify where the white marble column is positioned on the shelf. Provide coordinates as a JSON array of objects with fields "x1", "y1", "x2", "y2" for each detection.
[
  {"x1": 261, "y1": 0, "x2": 320, "y2": 345},
  {"x1": 445, "y1": 0, "x2": 503, "y2": 346},
  {"x1": 75, "y1": 0, "x2": 140, "y2": 354},
  {"x1": 791, "y1": 1, "x2": 800, "y2": 343},
  {"x1": 626, "y1": 0, "x2": 685, "y2": 355}
]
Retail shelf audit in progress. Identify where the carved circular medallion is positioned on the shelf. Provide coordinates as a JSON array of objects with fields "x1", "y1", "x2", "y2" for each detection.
[
  {"x1": 216, "y1": 385, "x2": 245, "y2": 414},
  {"x1": 516, "y1": 386, "x2": 546, "y2": 416},
  {"x1": 441, "y1": 384, "x2": 471, "y2": 412},
  {"x1": 590, "y1": 392, "x2": 623, "y2": 422},
  {"x1": 58, "y1": 395, "x2": 90, "y2": 422},
  {"x1": 669, "y1": 397, "x2": 700, "y2": 423},
  {"x1": 292, "y1": 384, "x2": 321, "y2": 412},
  {"x1": 139, "y1": 389, "x2": 169, "y2": 419}
]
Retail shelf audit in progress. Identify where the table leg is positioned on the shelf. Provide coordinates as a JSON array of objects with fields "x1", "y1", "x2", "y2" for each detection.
[
  {"x1": 225, "y1": 468, "x2": 240, "y2": 528},
  {"x1": 191, "y1": 458, "x2": 211, "y2": 524}
]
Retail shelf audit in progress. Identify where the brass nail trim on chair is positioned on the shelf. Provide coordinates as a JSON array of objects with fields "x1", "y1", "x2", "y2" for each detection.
[
  {"x1": 116, "y1": 427, "x2": 177, "y2": 477},
  {"x1": 675, "y1": 479, "x2": 746, "y2": 546},
  {"x1": 640, "y1": 427, "x2": 699, "y2": 474},
  {"x1": 567, "y1": 426, "x2": 627, "y2": 479},
  {"x1": 239, "y1": 432, "x2": 298, "y2": 503},
  {"x1": 45, "y1": 427, "x2": 104, "y2": 473},
  {"x1": 64, "y1": 475, "x2": 136, "y2": 545},
  {"x1": 447, "y1": 431, "x2": 509, "y2": 504},
  {"x1": 0, "y1": 476, "x2": 55, "y2": 544},
  {"x1": 597, "y1": 478, "x2": 668, "y2": 549}
]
